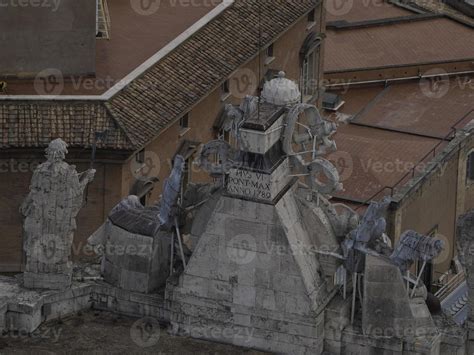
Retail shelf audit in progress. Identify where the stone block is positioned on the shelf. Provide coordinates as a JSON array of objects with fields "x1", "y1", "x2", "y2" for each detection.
[
  {"x1": 0, "y1": 299, "x2": 7, "y2": 332},
  {"x1": 23, "y1": 271, "x2": 72, "y2": 290},
  {"x1": 233, "y1": 285, "x2": 256, "y2": 307},
  {"x1": 255, "y1": 288, "x2": 276, "y2": 311},
  {"x1": 208, "y1": 280, "x2": 232, "y2": 302},
  {"x1": 120, "y1": 270, "x2": 149, "y2": 293}
]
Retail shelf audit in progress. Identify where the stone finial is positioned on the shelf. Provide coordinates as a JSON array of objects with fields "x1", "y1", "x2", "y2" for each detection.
[{"x1": 261, "y1": 71, "x2": 301, "y2": 106}]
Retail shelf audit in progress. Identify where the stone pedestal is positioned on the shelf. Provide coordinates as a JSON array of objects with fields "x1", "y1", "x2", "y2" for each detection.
[
  {"x1": 23, "y1": 232, "x2": 74, "y2": 290},
  {"x1": 167, "y1": 181, "x2": 341, "y2": 353},
  {"x1": 102, "y1": 223, "x2": 170, "y2": 294}
]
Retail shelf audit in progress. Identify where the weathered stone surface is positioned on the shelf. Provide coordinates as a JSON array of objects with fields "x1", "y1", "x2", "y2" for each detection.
[
  {"x1": 20, "y1": 139, "x2": 95, "y2": 290},
  {"x1": 167, "y1": 185, "x2": 333, "y2": 353},
  {"x1": 362, "y1": 255, "x2": 437, "y2": 345},
  {"x1": 101, "y1": 224, "x2": 170, "y2": 294}
]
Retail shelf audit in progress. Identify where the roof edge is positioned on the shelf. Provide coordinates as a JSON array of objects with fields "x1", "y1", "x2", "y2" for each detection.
[{"x1": 0, "y1": 0, "x2": 235, "y2": 102}]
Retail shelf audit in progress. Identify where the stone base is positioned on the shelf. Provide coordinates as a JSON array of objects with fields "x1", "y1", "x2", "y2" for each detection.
[
  {"x1": 23, "y1": 271, "x2": 72, "y2": 290},
  {"x1": 102, "y1": 224, "x2": 170, "y2": 294},
  {"x1": 0, "y1": 272, "x2": 469, "y2": 354},
  {"x1": 0, "y1": 275, "x2": 168, "y2": 335}
]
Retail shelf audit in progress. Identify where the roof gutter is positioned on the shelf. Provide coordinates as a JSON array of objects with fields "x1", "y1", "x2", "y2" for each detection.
[
  {"x1": 325, "y1": 70, "x2": 474, "y2": 88},
  {"x1": 0, "y1": 0, "x2": 234, "y2": 102}
]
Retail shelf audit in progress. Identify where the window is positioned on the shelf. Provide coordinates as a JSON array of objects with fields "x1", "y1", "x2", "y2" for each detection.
[
  {"x1": 467, "y1": 151, "x2": 474, "y2": 182},
  {"x1": 222, "y1": 80, "x2": 230, "y2": 94},
  {"x1": 180, "y1": 114, "x2": 189, "y2": 130},
  {"x1": 265, "y1": 43, "x2": 275, "y2": 65},
  {"x1": 303, "y1": 50, "x2": 316, "y2": 97},
  {"x1": 135, "y1": 149, "x2": 145, "y2": 164},
  {"x1": 221, "y1": 80, "x2": 230, "y2": 100},
  {"x1": 308, "y1": 9, "x2": 315, "y2": 23},
  {"x1": 266, "y1": 44, "x2": 274, "y2": 58}
]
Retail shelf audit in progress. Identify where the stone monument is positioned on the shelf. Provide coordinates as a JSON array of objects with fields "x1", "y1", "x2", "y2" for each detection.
[
  {"x1": 20, "y1": 138, "x2": 95, "y2": 290},
  {"x1": 166, "y1": 73, "x2": 353, "y2": 354}
]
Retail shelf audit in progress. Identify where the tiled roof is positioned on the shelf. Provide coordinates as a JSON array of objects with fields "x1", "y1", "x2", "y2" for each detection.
[
  {"x1": 330, "y1": 124, "x2": 444, "y2": 202},
  {"x1": 353, "y1": 79, "x2": 474, "y2": 138},
  {"x1": 397, "y1": 0, "x2": 474, "y2": 26},
  {"x1": 4, "y1": 0, "x2": 222, "y2": 95},
  {"x1": 0, "y1": 102, "x2": 133, "y2": 150},
  {"x1": 325, "y1": 17, "x2": 474, "y2": 73},
  {"x1": 325, "y1": 0, "x2": 413, "y2": 23},
  {"x1": 324, "y1": 77, "x2": 474, "y2": 203},
  {"x1": 107, "y1": 0, "x2": 317, "y2": 147},
  {"x1": 0, "y1": 0, "x2": 316, "y2": 150}
]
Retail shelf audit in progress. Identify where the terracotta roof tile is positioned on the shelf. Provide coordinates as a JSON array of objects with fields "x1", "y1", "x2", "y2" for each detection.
[
  {"x1": 353, "y1": 79, "x2": 474, "y2": 138},
  {"x1": 107, "y1": 0, "x2": 317, "y2": 147},
  {"x1": 4, "y1": 0, "x2": 222, "y2": 95},
  {"x1": 329, "y1": 124, "x2": 445, "y2": 202},
  {"x1": 0, "y1": 1, "x2": 316, "y2": 150},
  {"x1": 400, "y1": 0, "x2": 474, "y2": 26},
  {"x1": 326, "y1": 0, "x2": 413, "y2": 23},
  {"x1": 325, "y1": 18, "x2": 474, "y2": 72},
  {"x1": 0, "y1": 102, "x2": 133, "y2": 150}
]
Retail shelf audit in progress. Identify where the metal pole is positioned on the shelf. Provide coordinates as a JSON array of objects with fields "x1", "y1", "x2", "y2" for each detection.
[
  {"x1": 351, "y1": 273, "x2": 357, "y2": 324},
  {"x1": 406, "y1": 271, "x2": 410, "y2": 294},
  {"x1": 411, "y1": 261, "x2": 427, "y2": 298},
  {"x1": 170, "y1": 233, "x2": 174, "y2": 276},
  {"x1": 175, "y1": 217, "x2": 187, "y2": 269},
  {"x1": 343, "y1": 268, "x2": 347, "y2": 300}
]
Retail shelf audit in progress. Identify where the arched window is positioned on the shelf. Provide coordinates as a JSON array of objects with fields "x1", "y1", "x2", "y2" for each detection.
[
  {"x1": 467, "y1": 150, "x2": 474, "y2": 183},
  {"x1": 300, "y1": 32, "x2": 322, "y2": 99}
]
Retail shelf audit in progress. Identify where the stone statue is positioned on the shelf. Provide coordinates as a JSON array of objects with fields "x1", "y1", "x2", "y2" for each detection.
[
  {"x1": 342, "y1": 198, "x2": 391, "y2": 273},
  {"x1": 20, "y1": 138, "x2": 95, "y2": 290}
]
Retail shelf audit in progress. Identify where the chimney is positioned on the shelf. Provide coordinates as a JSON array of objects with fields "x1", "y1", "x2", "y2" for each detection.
[{"x1": 0, "y1": 0, "x2": 96, "y2": 78}]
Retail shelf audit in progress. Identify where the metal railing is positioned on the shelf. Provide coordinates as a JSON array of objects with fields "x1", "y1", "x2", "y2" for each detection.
[
  {"x1": 352, "y1": 109, "x2": 474, "y2": 210},
  {"x1": 435, "y1": 271, "x2": 466, "y2": 301}
]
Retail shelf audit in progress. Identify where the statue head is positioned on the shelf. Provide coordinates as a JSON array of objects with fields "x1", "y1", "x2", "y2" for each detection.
[{"x1": 45, "y1": 138, "x2": 68, "y2": 163}]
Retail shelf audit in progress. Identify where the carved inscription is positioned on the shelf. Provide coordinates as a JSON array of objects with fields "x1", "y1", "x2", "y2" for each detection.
[{"x1": 227, "y1": 169, "x2": 272, "y2": 201}]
